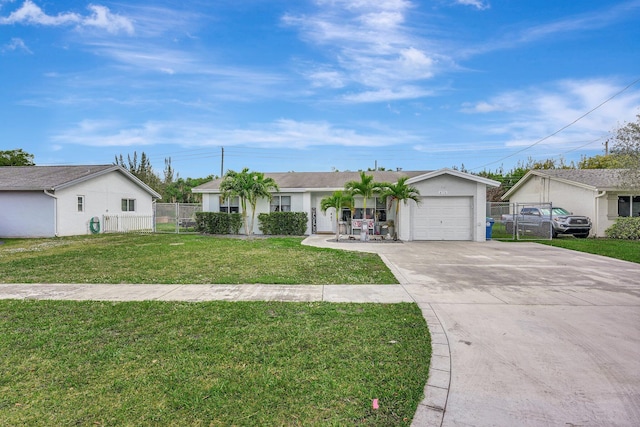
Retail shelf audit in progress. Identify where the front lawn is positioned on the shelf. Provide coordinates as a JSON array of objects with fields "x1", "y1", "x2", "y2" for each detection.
[
  {"x1": 0, "y1": 234, "x2": 397, "y2": 284},
  {"x1": 0, "y1": 300, "x2": 430, "y2": 426},
  {"x1": 537, "y1": 238, "x2": 640, "y2": 263}
]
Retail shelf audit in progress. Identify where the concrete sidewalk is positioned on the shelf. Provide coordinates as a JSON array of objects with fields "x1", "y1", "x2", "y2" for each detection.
[{"x1": 0, "y1": 283, "x2": 413, "y2": 303}]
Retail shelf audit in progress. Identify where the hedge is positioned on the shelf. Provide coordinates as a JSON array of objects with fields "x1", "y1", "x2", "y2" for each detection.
[
  {"x1": 195, "y1": 212, "x2": 243, "y2": 235},
  {"x1": 258, "y1": 212, "x2": 308, "y2": 235},
  {"x1": 605, "y1": 217, "x2": 640, "y2": 240}
]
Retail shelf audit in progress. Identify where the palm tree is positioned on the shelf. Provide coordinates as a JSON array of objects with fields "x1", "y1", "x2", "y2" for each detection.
[
  {"x1": 380, "y1": 176, "x2": 421, "y2": 240},
  {"x1": 345, "y1": 171, "x2": 384, "y2": 220},
  {"x1": 246, "y1": 171, "x2": 279, "y2": 235},
  {"x1": 220, "y1": 168, "x2": 279, "y2": 236},
  {"x1": 320, "y1": 190, "x2": 354, "y2": 241}
]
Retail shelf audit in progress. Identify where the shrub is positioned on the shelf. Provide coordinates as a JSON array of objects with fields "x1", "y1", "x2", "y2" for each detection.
[
  {"x1": 605, "y1": 217, "x2": 640, "y2": 240},
  {"x1": 258, "y1": 212, "x2": 308, "y2": 235},
  {"x1": 195, "y1": 212, "x2": 242, "y2": 235}
]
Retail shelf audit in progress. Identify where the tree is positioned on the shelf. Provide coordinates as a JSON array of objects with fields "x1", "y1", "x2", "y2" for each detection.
[
  {"x1": 0, "y1": 149, "x2": 35, "y2": 166},
  {"x1": 345, "y1": 171, "x2": 384, "y2": 219},
  {"x1": 320, "y1": 190, "x2": 354, "y2": 241},
  {"x1": 379, "y1": 177, "x2": 421, "y2": 240},
  {"x1": 163, "y1": 176, "x2": 213, "y2": 203},
  {"x1": 608, "y1": 114, "x2": 640, "y2": 187},
  {"x1": 578, "y1": 154, "x2": 627, "y2": 169},
  {"x1": 114, "y1": 151, "x2": 162, "y2": 192},
  {"x1": 220, "y1": 168, "x2": 279, "y2": 236}
]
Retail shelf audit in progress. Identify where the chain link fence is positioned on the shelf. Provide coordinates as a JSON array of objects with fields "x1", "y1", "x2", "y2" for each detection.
[
  {"x1": 154, "y1": 203, "x2": 202, "y2": 233},
  {"x1": 486, "y1": 202, "x2": 553, "y2": 240}
]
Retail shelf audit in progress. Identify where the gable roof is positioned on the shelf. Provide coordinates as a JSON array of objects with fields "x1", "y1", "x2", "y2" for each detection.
[
  {"x1": 0, "y1": 165, "x2": 161, "y2": 198},
  {"x1": 502, "y1": 169, "x2": 632, "y2": 200},
  {"x1": 192, "y1": 170, "x2": 431, "y2": 193},
  {"x1": 406, "y1": 168, "x2": 500, "y2": 187}
]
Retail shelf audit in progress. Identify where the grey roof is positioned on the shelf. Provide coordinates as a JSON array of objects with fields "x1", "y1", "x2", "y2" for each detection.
[
  {"x1": 193, "y1": 170, "x2": 431, "y2": 192},
  {"x1": 531, "y1": 169, "x2": 631, "y2": 190},
  {"x1": 0, "y1": 165, "x2": 161, "y2": 197}
]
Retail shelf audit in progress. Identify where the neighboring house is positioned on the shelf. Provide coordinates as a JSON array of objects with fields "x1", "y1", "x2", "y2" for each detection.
[
  {"x1": 192, "y1": 168, "x2": 500, "y2": 242},
  {"x1": 501, "y1": 169, "x2": 640, "y2": 237},
  {"x1": 0, "y1": 165, "x2": 161, "y2": 238}
]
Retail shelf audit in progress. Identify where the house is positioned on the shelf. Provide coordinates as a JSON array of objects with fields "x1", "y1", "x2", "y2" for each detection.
[
  {"x1": 0, "y1": 165, "x2": 161, "y2": 238},
  {"x1": 501, "y1": 169, "x2": 640, "y2": 237},
  {"x1": 192, "y1": 168, "x2": 500, "y2": 242}
]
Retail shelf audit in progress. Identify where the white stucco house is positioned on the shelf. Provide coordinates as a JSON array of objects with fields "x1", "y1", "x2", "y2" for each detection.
[
  {"x1": 501, "y1": 169, "x2": 640, "y2": 237},
  {"x1": 193, "y1": 168, "x2": 500, "y2": 242},
  {"x1": 0, "y1": 165, "x2": 161, "y2": 238}
]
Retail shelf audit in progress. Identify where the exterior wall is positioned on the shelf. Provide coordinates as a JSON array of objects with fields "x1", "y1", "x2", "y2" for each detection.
[
  {"x1": 506, "y1": 176, "x2": 600, "y2": 236},
  {"x1": 55, "y1": 171, "x2": 155, "y2": 236},
  {"x1": 0, "y1": 192, "x2": 56, "y2": 237},
  {"x1": 400, "y1": 175, "x2": 487, "y2": 242}
]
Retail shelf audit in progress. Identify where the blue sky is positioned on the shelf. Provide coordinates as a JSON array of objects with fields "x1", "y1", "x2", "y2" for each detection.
[{"x1": 1, "y1": 0, "x2": 639, "y2": 178}]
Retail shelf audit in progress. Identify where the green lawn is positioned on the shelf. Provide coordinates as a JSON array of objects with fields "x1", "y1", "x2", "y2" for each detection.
[
  {"x1": 0, "y1": 234, "x2": 397, "y2": 284},
  {"x1": 537, "y1": 238, "x2": 640, "y2": 263},
  {"x1": 0, "y1": 300, "x2": 430, "y2": 426},
  {"x1": 0, "y1": 234, "x2": 430, "y2": 425}
]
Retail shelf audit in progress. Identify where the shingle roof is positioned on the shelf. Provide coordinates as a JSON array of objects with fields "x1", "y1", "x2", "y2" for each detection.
[
  {"x1": 0, "y1": 165, "x2": 161, "y2": 198},
  {"x1": 193, "y1": 170, "x2": 431, "y2": 192},
  {"x1": 532, "y1": 169, "x2": 630, "y2": 190}
]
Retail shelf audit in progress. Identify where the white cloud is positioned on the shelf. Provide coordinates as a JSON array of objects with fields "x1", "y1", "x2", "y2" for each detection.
[
  {"x1": 462, "y1": 1, "x2": 640, "y2": 56},
  {"x1": 53, "y1": 118, "x2": 420, "y2": 149},
  {"x1": 2, "y1": 37, "x2": 31, "y2": 53},
  {"x1": 0, "y1": 1, "x2": 134, "y2": 35},
  {"x1": 342, "y1": 86, "x2": 434, "y2": 103},
  {"x1": 83, "y1": 5, "x2": 134, "y2": 35},
  {"x1": 283, "y1": 0, "x2": 445, "y2": 102},
  {"x1": 461, "y1": 79, "x2": 640, "y2": 152},
  {"x1": 0, "y1": 0, "x2": 79, "y2": 25},
  {"x1": 455, "y1": 0, "x2": 489, "y2": 11}
]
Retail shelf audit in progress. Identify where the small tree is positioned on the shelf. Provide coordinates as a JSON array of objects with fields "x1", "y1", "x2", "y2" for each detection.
[
  {"x1": 608, "y1": 114, "x2": 640, "y2": 188},
  {"x1": 345, "y1": 171, "x2": 384, "y2": 219},
  {"x1": 380, "y1": 177, "x2": 421, "y2": 240},
  {"x1": 320, "y1": 190, "x2": 354, "y2": 241},
  {"x1": 220, "y1": 168, "x2": 279, "y2": 236},
  {"x1": 0, "y1": 149, "x2": 35, "y2": 166}
]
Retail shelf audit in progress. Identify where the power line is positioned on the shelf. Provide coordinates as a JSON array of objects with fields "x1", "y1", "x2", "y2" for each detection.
[{"x1": 470, "y1": 76, "x2": 640, "y2": 171}]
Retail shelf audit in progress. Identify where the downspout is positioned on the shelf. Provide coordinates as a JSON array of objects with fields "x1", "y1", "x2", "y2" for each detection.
[
  {"x1": 43, "y1": 189, "x2": 59, "y2": 237},
  {"x1": 594, "y1": 191, "x2": 607, "y2": 237}
]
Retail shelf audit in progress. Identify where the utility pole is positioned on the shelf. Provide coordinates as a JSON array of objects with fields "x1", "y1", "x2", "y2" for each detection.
[{"x1": 220, "y1": 146, "x2": 224, "y2": 178}]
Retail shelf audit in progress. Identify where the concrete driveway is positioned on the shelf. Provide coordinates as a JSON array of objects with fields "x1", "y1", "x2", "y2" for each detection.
[{"x1": 306, "y1": 237, "x2": 640, "y2": 426}]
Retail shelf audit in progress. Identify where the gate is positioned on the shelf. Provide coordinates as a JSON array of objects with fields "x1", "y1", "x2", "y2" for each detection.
[
  {"x1": 154, "y1": 203, "x2": 202, "y2": 233},
  {"x1": 486, "y1": 202, "x2": 553, "y2": 240}
]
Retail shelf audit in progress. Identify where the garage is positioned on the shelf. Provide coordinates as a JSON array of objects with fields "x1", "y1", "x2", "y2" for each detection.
[{"x1": 412, "y1": 196, "x2": 473, "y2": 240}]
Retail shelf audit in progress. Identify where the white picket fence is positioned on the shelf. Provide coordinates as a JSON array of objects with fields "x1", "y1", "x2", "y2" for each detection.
[{"x1": 103, "y1": 214, "x2": 154, "y2": 233}]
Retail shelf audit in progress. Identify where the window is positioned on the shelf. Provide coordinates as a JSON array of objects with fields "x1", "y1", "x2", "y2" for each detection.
[
  {"x1": 77, "y1": 196, "x2": 85, "y2": 212},
  {"x1": 618, "y1": 196, "x2": 640, "y2": 217},
  {"x1": 121, "y1": 199, "x2": 135, "y2": 212},
  {"x1": 350, "y1": 197, "x2": 386, "y2": 220},
  {"x1": 375, "y1": 197, "x2": 387, "y2": 221},
  {"x1": 270, "y1": 195, "x2": 291, "y2": 212},
  {"x1": 220, "y1": 196, "x2": 239, "y2": 213}
]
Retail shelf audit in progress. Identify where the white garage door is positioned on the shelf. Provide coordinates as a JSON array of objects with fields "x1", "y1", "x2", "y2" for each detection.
[{"x1": 412, "y1": 196, "x2": 473, "y2": 240}]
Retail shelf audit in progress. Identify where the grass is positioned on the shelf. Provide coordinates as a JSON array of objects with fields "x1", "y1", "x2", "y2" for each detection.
[
  {"x1": 0, "y1": 234, "x2": 397, "y2": 284},
  {"x1": 0, "y1": 300, "x2": 430, "y2": 426},
  {"x1": 536, "y1": 238, "x2": 640, "y2": 263}
]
